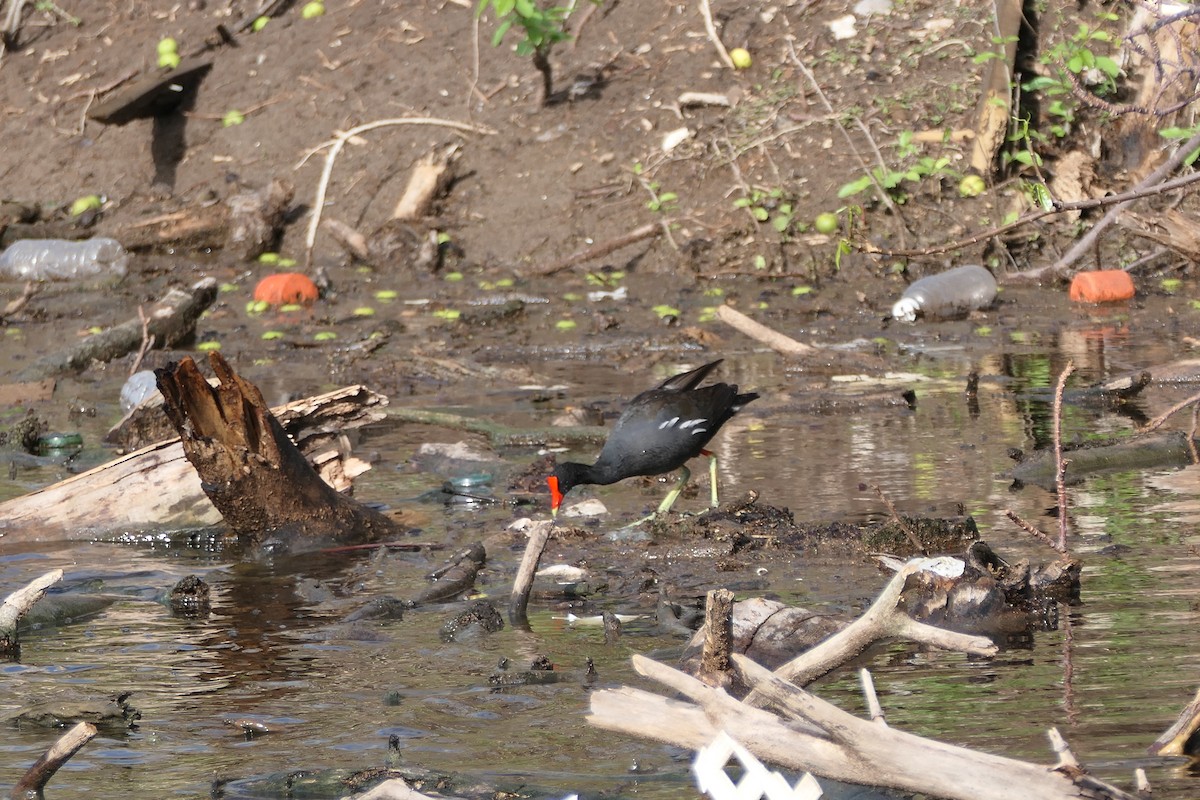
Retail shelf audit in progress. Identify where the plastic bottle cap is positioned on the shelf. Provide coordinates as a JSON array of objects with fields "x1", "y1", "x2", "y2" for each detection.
[
  {"x1": 892, "y1": 297, "x2": 921, "y2": 322},
  {"x1": 1069, "y1": 270, "x2": 1135, "y2": 303}
]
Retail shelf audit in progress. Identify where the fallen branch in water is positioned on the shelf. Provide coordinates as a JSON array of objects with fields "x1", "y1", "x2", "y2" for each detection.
[
  {"x1": 745, "y1": 558, "x2": 995, "y2": 697},
  {"x1": 9, "y1": 721, "x2": 97, "y2": 800},
  {"x1": 508, "y1": 520, "x2": 553, "y2": 628},
  {"x1": 715, "y1": 304, "x2": 817, "y2": 356},
  {"x1": 0, "y1": 569, "x2": 62, "y2": 657}
]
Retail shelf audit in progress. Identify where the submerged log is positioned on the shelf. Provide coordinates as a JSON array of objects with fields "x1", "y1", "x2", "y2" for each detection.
[
  {"x1": 1008, "y1": 431, "x2": 1196, "y2": 487},
  {"x1": 0, "y1": 384, "x2": 386, "y2": 542},
  {"x1": 155, "y1": 352, "x2": 403, "y2": 548}
]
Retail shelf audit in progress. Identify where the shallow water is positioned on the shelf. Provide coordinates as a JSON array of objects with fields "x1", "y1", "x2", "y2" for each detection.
[{"x1": 3, "y1": 274, "x2": 1200, "y2": 799}]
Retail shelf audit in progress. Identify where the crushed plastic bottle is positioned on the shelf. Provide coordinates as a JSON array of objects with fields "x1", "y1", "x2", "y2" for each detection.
[
  {"x1": 0, "y1": 237, "x2": 129, "y2": 281},
  {"x1": 892, "y1": 264, "x2": 997, "y2": 322},
  {"x1": 120, "y1": 370, "x2": 161, "y2": 414}
]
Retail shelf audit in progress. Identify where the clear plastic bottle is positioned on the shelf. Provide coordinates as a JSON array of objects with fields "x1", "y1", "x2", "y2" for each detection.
[
  {"x1": 0, "y1": 238, "x2": 129, "y2": 281},
  {"x1": 892, "y1": 264, "x2": 997, "y2": 322}
]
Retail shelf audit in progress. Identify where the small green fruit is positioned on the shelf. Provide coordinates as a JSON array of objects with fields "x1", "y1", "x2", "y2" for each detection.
[
  {"x1": 69, "y1": 195, "x2": 102, "y2": 216},
  {"x1": 959, "y1": 174, "x2": 986, "y2": 198},
  {"x1": 814, "y1": 212, "x2": 839, "y2": 234},
  {"x1": 158, "y1": 51, "x2": 181, "y2": 70},
  {"x1": 251, "y1": 16, "x2": 269, "y2": 31},
  {"x1": 301, "y1": 1, "x2": 325, "y2": 18},
  {"x1": 222, "y1": 109, "x2": 245, "y2": 127},
  {"x1": 730, "y1": 48, "x2": 752, "y2": 69},
  {"x1": 156, "y1": 37, "x2": 178, "y2": 56}
]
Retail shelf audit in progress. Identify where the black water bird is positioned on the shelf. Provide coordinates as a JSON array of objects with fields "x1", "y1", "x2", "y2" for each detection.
[{"x1": 548, "y1": 359, "x2": 759, "y2": 518}]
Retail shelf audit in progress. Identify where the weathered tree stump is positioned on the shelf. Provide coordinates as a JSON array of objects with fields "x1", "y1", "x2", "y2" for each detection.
[{"x1": 156, "y1": 352, "x2": 403, "y2": 549}]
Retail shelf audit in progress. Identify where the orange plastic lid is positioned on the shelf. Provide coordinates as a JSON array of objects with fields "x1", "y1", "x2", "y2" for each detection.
[
  {"x1": 1069, "y1": 270, "x2": 1135, "y2": 303},
  {"x1": 253, "y1": 272, "x2": 319, "y2": 305}
]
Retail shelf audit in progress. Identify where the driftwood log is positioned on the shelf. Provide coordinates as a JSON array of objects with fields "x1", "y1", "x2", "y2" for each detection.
[
  {"x1": 589, "y1": 559, "x2": 1141, "y2": 800},
  {"x1": 105, "y1": 178, "x2": 293, "y2": 260},
  {"x1": 15, "y1": 277, "x2": 218, "y2": 382},
  {"x1": 0, "y1": 384, "x2": 386, "y2": 543},
  {"x1": 155, "y1": 352, "x2": 403, "y2": 547}
]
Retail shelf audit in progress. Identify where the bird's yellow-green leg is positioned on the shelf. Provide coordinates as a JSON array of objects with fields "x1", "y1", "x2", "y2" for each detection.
[
  {"x1": 655, "y1": 465, "x2": 691, "y2": 515},
  {"x1": 708, "y1": 451, "x2": 719, "y2": 507}
]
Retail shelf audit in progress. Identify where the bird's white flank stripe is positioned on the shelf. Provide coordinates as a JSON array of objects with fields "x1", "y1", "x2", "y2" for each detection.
[
  {"x1": 658, "y1": 416, "x2": 680, "y2": 430},
  {"x1": 679, "y1": 418, "x2": 708, "y2": 429}
]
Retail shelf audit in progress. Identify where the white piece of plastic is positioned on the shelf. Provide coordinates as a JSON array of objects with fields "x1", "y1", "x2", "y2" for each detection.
[{"x1": 692, "y1": 731, "x2": 823, "y2": 800}]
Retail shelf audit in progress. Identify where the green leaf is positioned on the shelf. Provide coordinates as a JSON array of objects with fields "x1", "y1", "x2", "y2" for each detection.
[
  {"x1": 752, "y1": 207, "x2": 769, "y2": 222},
  {"x1": 837, "y1": 176, "x2": 873, "y2": 198},
  {"x1": 1095, "y1": 56, "x2": 1120, "y2": 78},
  {"x1": 771, "y1": 214, "x2": 790, "y2": 233},
  {"x1": 495, "y1": 0, "x2": 516, "y2": 14},
  {"x1": 1158, "y1": 127, "x2": 1195, "y2": 140},
  {"x1": 1021, "y1": 76, "x2": 1060, "y2": 92},
  {"x1": 732, "y1": 197, "x2": 752, "y2": 208},
  {"x1": 491, "y1": 18, "x2": 513, "y2": 45}
]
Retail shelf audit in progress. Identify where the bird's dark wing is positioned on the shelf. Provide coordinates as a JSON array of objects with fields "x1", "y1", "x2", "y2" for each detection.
[{"x1": 652, "y1": 359, "x2": 723, "y2": 393}]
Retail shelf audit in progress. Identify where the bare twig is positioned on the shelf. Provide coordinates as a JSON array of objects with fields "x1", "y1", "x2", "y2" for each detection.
[
  {"x1": 864, "y1": 167, "x2": 1200, "y2": 264},
  {"x1": 531, "y1": 221, "x2": 664, "y2": 276},
  {"x1": 130, "y1": 305, "x2": 155, "y2": 375},
  {"x1": 745, "y1": 559, "x2": 997, "y2": 699},
  {"x1": 298, "y1": 117, "x2": 496, "y2": 266},
  {"x1": 0, "y1": 281, "x2": 37, "y2": 319},
  {"x1": 1052, "y1": 362, "x2": 1075, "y2": 552},
  {"x1": 698, "y1": 0, "x2": 735, "y2": 69},
  {"x1": 1003, "y1": 508, "x2": 1063, "y2": 553},
  {"x1": 1138, "y1": 387, "x2": 1200, "y2": 435},
  {"x1": 786, "y1": 41, "x2": 904, "y2": 223},
  {"x1": 869, "y1": 482, "x2": 926, "y2": 555},
  {"x1": 860, "y1": 668, "x2": 886, "y2": 725},
  {"x1": 1190, "y1": 404, "x2": 1200, "y2": 463},
  {"x1": 1016, "y1": 129, "x2": 1200, "y2": 281}
]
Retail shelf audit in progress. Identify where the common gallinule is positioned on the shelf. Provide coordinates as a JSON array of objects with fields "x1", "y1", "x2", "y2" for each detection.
[{"x1": 548, "y1": 359, "x2": 759, "y2": 518}]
